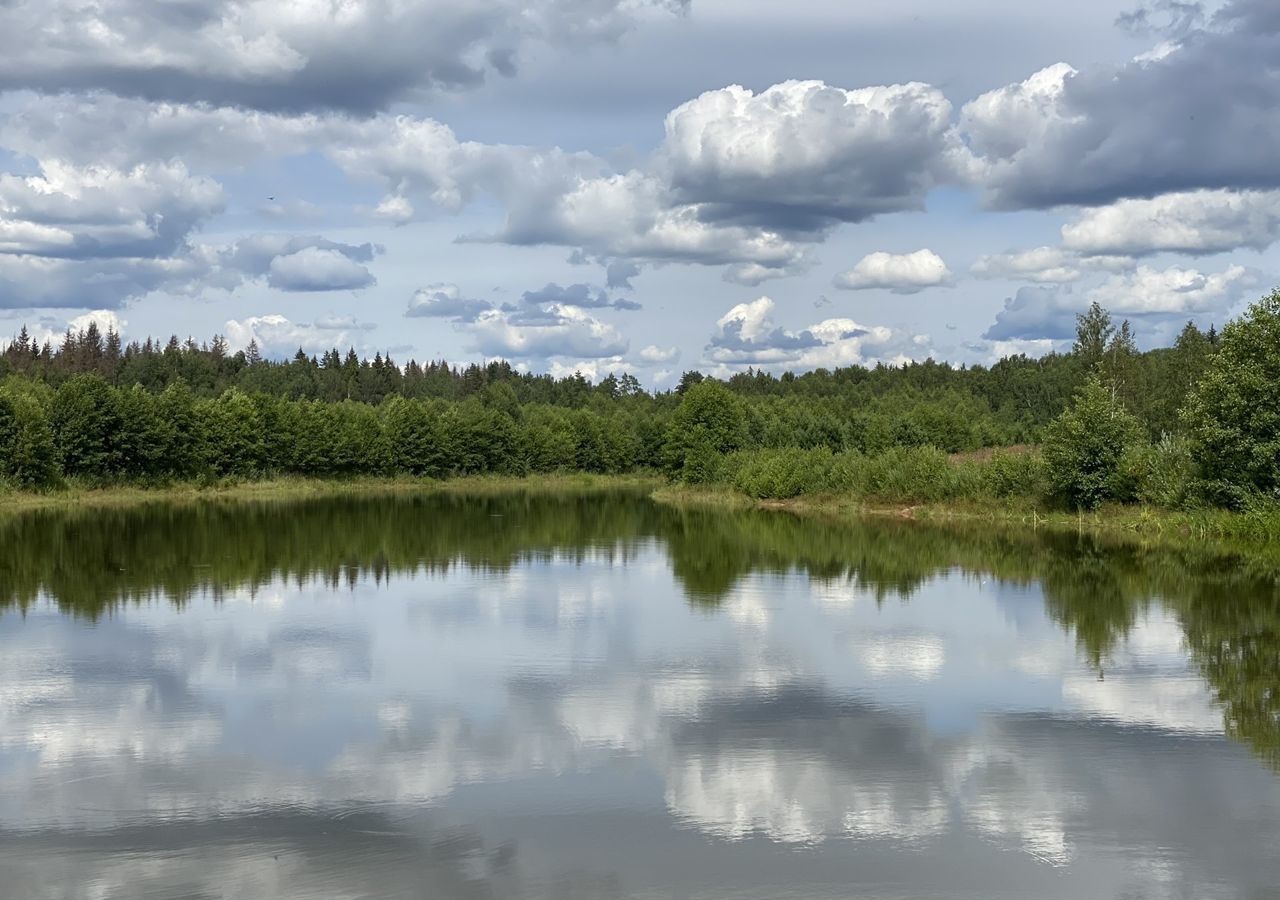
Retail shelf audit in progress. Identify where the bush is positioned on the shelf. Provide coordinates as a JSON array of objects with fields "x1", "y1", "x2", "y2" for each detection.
[
  {"x1": 1042, "y1": 378, "x2": 1146, "y2": 509},
  {"x1": 0, "y1": 390, "x2": 57, "y2": 488},
  {"x1": 829, "y1": 446, "x2": 959, "y2": 502},
  {"x1": 1121, "y1": 436, "x2": 1195, "y2": 508},
  {"x1": 975, "y1": 449, "x2": 1049, "y2": 499},
  {"x1": 728, "y1": 447, "x2": 837, "y2": 499},
  {"x1": 1182, "y1": 289, "x2": 1280, "y2": 507},
  {"x1": 662, "y1": 381, "x2": 749, "y2": 480}
]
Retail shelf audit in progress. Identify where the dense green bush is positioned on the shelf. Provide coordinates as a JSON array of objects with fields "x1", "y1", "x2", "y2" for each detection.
[
  {"x1": 663, "y1": 381, "x2": 748, "y2": 482},
  {"x1": 1182, "y1": 290, "x2": 1280, "y2": 507},
  {"x1": 727, "y1": 447, "x2": 838, "y2": 499},
  {"x1": 974, "y1": 450, "x2": 1049, "y2": 499},
  {"x1": 1042, "y1": 378, "x2": 1147, "y2": 509}
]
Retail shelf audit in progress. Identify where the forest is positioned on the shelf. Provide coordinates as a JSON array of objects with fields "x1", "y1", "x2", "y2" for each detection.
[{"x1": 0, "y1": 290, "x2": 1277, "y2": 514}]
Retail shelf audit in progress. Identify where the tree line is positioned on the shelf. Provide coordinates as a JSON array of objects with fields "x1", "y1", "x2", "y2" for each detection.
[{"x1": 1, "y1": 290, "x2": 1276, "y2": 511}]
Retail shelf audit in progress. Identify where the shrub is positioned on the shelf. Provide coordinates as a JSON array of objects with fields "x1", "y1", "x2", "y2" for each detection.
[
  {"x1": 976, "y1": 449, "x2": 1049, "y2": 499},
  {"x1": 0, "y1": 391, "x2": 57, "y2": 488},
  {"x1": 1121, "y1": 435, "x2": 1195, "y2": 508},
  {"x1": 662, "y1": 381, "x2": 749, "y2": 480},
  {"x1": 728, "y1": 447, "x2": 837, "y2": 499},
  {"x1": 1182, "y1": 289, "x2": 1280, "y2": 507},
  {"x1": 1042, "y1": 378, "x2": 1146, "y2": 509},
  {"x1": 834, "y1": 446, "x2": 958, "y2": 502}
]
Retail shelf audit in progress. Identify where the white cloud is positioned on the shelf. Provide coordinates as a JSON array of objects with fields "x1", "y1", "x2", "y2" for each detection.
[
  {"x1": 970, "y1": 247, "x2": 1132, "y2": 284},
  {"x1": 961, "y1": 63, "x2": 1077, "y2": 164},
  {"x1": 704, "y1": 296, "x2": 923, "y2": 372},
  {"x1": 638, "y1": 345, "x2": 680, "y2": 364},
  {"x1": 1087, "y1": 264, "x2": 1258, "y2": 315},
  {"x1": 834, "y1": 249, "x2": 952, "y2": 293},
  {"x1": 466, "y1": 303, "x2": 628, "y2": 361},
  {"x1": 266, "y1": 246, "x2": 376, "y2": 292},
  {"x1": 983, "y1": 264, "x2": 1259, "y2": 341},
  {"x1": 225, "y1": 313, "x2": 371, "y2": 357},
  {"x1": 1061, "y1": 189, "x2": 1280, "y2": 257},
  {"x1": 406, "y1": 283, "x2": 493, "y2": 321},
  {"x1": 662, "y1": 80, "x2": 976, "y2": 229}
]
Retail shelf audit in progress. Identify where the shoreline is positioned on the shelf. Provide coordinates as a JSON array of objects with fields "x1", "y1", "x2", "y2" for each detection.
[
  {"x1": 3, "y1": 473, "x2": 1277, "y2": 553},
  {"x1": 648, "y1": 484, "x2": 1280, "y2": 545},
  {"x1": 0, "y1": 473, "x2": 662, "y2": 514}
]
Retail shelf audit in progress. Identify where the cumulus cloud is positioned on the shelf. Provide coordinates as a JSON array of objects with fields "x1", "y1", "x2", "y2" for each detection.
[
  {"x1": 509, "y1": 282, "x2": 641, "y2": 312},
  {"x1": 213, "y1": 233, "x2": 380, "y2": 293},
  {"x1": 1061, "y1": 189, "x2": 1280, "y2": 257},
  {"x1": 1087, "y1": 264, "x2": 1259, "y2": 315},
  {"x1": 0, "y1": 0, "x2": 687, "y2": 114},
  {"x1": 0, "y1": 158, "x2": 228, "y2": 308},
  {"x1": 638, "y1": 345, "x2": 680, "y2": 364},
  {"x1": 0, "y1": 154, "x2": 380, "y2": 307},
  {"x1": 971, "y1": 247, "x2": 1132, "y2": 284},
  {"x1": 704, "y1": 296, "x2": 927, "y2": 371},
  {"x1": 963, "y1": 1, "x2": 1280, "y2": 208},
  {"x1": 984, "y1": 264, "x2": 1258, "y2": 341},
  {"x1": 468, "y1": 304, "x2": 628, "y2": 361},
  {"x1": 480, "y1": 169, "x2": 811, "y2": 278},
  {"x1": 0, "y1": 160, "x2": 224, "y2": 260},
  {"x1": 406, "y1": 283, "x2": 494, "y2": 322},
  {"x1": 0, "y1": 78, "x2": 975, "y2": 288},
  {"x1": 662, "y1": 80, "x2": 976, "y2": 232},
  {"x1": 265, "y1": 246, "x2": 376, "y2": 292},
  {"x1": 225, "y1": 313, "x2": 376, "y2": 357},
  {"x1": 833, "y1": 250, "x2": 952, "y2": 294}
]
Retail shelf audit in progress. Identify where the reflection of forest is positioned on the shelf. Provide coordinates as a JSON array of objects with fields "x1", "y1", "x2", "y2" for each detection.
[{"x1": 2, "y1": 489, "x2": 1278, "y2": 768}]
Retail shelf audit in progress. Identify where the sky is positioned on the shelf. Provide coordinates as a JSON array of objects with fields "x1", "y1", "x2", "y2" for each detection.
[{"x1": 0, "y1": 0, "x2": 1277, "y2": 386}]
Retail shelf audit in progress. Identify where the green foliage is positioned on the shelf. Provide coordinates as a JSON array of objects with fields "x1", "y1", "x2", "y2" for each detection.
[
  {"x1": 0, "y1": 393, "x2": 15, "y2": 475},
  {"x1": 727, "y1": 447, "x2": 837, "y2": 499},
  {"x1": 0, "y1": 390, "x2": 57, "y2": 488},
  {"x1": 1120, "y1": 435, "x2": 1195, "y2": 508},
  {"x1": 198, "y1": 389, "x2": 266, "y2": 477},
  {"x1": 663, "y1": 381, "x2": 748, "y2": 481},
  {"x1": 0, "y1": 290, "x2": 1275, "y2": 509},
  {"x1": 1043, "y1": 378, "x2": 1146, "y2": 509},
  {"x1": 49, "y1": 374, "x2": 121, "y2": 479},
  {"x1": 1182, "y1": 290, "x2": 1280, "y2": 506},
  {"x1": 973, "y1": 449, "x2": 1050, "y2": 499}
]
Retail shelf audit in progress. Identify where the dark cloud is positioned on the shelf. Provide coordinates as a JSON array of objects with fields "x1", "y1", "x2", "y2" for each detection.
[
  {"x1": 605, "y1": 260, "x2": 641, "y2": 290},
  {"x1": 512, "y1": 282, "x2": 641, "y2": 312},
  {"x1": 983, "y1": 285, "x2": 1084, "y2": 342},
  {"x1": 0, "y1": 0, "x2": 689, "y2": 114},
  {"x1": 405, "y1": 284, "x2": 494, "y2": 322},
  {"x1": 220, "y1": 235, "x2": 380, "y2": 293},
  {"x1": 967, "y1": 0, "x2": 1280, "y2": 209},
  {"x1": 1116, "y1": 0, "x2": 1204, "y2": 37}
]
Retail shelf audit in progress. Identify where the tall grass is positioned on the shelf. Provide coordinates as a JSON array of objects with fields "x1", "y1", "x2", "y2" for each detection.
[{"x1": 722, "y1": 445, "x2": 1049, "y2": 504}]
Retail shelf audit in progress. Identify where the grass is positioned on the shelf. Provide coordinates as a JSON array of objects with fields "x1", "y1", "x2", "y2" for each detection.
[
  {"x1": 0, "y1": 472, "x2": 662, "y2": 514},
  {"x1": 652, "y1": 483, "x2": 1280, "y2": 547},
  {"x1": 4, "y1": 468, "x2": 1278, "y2": 561}
]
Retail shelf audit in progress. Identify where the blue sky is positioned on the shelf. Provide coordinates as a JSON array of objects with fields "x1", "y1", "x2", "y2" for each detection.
[{"x1": 1, "y1": 0, "x2": 1276, "y2": 385}]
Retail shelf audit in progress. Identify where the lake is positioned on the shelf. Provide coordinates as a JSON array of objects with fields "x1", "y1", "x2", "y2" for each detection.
[{"x1": 1, "y1": 489, "x2": 1278, "y2": 899}]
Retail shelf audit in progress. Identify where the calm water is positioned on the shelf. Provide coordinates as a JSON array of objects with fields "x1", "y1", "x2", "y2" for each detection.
[{"x1": 2, "y1": 491, "x2": 1279, "y2": 899}]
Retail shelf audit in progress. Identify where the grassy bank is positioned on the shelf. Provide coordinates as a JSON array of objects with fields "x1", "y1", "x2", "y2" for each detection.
[
  {"x1": 651, "y1": 483, "x2": 1280, "y2": 544},
  {"x1": 4, "y1": 469, "x2": 1278, "y2": 556},
  {"x1": 0, "y1": 472, "x2": 662, "y2": 514}
]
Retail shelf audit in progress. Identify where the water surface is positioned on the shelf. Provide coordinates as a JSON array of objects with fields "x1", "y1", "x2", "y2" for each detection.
[{"x1": 1, "y1": 491, "x2": 1278, "y2": 899}]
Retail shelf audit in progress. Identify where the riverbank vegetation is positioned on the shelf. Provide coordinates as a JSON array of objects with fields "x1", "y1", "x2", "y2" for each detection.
[{"x1": 2, "y1": 291, "x2": 1278, "y2": 523}]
